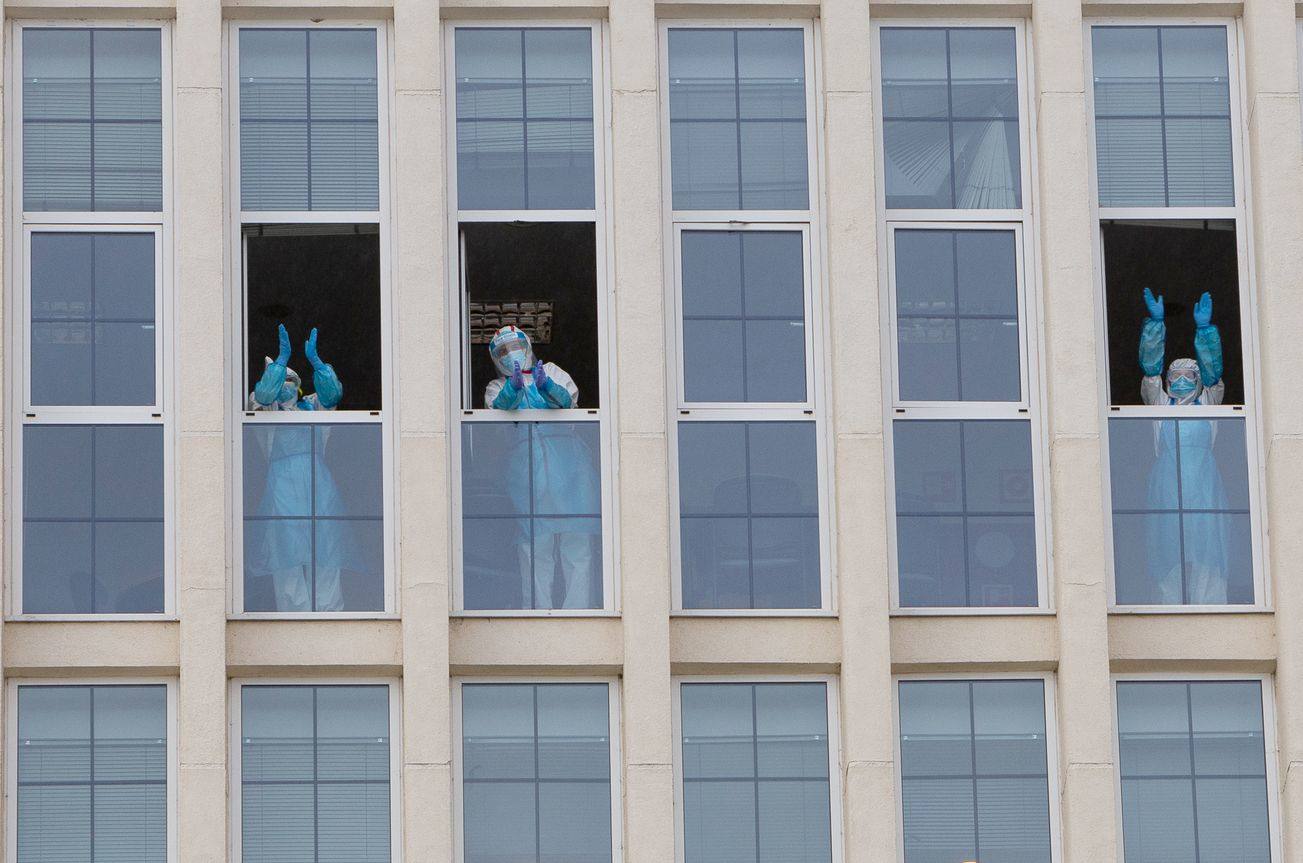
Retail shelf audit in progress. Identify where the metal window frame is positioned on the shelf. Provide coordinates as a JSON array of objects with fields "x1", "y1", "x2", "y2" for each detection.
[
  {"x1": 890, "y1": 671, "x2": 1065, "y2": 863},
  {"x1": 660, "y1": 19, "x2": 835, "y2": 616},
  {"x1": 5, "y1": 19, "x2": 176, "y2": 620},
  {"x1": 227, "y1": 677, "x2": 404, "y2": 863},
  {"x1": 225, "y1": 20, "x2": 398, "y2": 618},
  {"x1": 670, "y1": 674, "x2": 845, "y2": 863},
  {"x1": 871, "y1": 19, "x2": 1053, "y2": 616},
  {"x1": 445, "y1": 19, "x2": 618, "y2": 616},
  {"x1": 450, "y1": 676, "x2": 625, "y2": 863},
  {"x1": 1109, "y1": 672, "x2": 1284, "y2": 863},
  {"x1": 1083, "y1": 17, "x2": 1270, "y2": 613},
  {"x1": 5, "y1": 677, "x2": 180, "y2": 863}
]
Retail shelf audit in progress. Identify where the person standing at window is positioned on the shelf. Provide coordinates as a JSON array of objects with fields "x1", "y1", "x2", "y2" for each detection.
[{"x1": 1137, "y1": 289, "x2": 1232, "y2": 603}]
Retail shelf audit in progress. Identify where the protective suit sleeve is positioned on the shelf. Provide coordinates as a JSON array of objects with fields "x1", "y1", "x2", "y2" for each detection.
[
  {"x1": 1139, "y1": 318, "x2": 1166, "y2": 377},
  {"x1": 312, "y1": 364, "x2": 343, "y2": 410},
  {"x1": 486, "y1": 377, "x2": 525, "y2": 410},
  {"x1": 1200, "y1": 379, "x2": 1225, "y2": 406},
  {"x1": 1194, "y1": 324, "x2": 1224, "y2": 388},
  {"x1": 541, "y1": 363, "x2": 578, "y2": 408},
  {"x1": 538, "y1": 362, "x2": 577, "y2": 408},
  {"x1": 252, "y1": 362, "x2": 288, "y2": 409}
]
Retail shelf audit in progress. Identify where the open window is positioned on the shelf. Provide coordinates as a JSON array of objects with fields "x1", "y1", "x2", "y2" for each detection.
[
  {"x1": 1089, "y1": 22, "x2": 1263, "y2": 609},
  {"x1": 448, "y1": 23, "x2": 611, "y2": 614},
  {"x1": 229, "y1": 24, "x2": 391, "y2": 616}
]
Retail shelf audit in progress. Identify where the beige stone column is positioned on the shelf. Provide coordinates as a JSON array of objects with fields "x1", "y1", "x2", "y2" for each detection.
[
  {"x1": 1030, "y1": 2, "x2": 1119, "y2": 860},
  {"x1": 820, "y1": 0, "x2": 897, "y2": 859},
  {"x1": 1240, "y1": 1, "x2": 1303, "y2": 856},
  {"x1": 608, "y1": 0, "x2": 675, "y2": 860},
  {"x1": 391, "y1": 0, "x2": 453, "y2": 860},
  {"x1": 172, "y1": 0, "x2": 229, "y2": 860}
]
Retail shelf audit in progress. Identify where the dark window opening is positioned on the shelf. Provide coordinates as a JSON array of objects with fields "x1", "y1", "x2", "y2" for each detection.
[
  {"x1": 244, "y1": 224, "x2": 383, "y2": 411},
  {"x1": 1103, "y1": 219, "x2": 1242, "y2": 406},
  {"x1": 461, "y1": 222, "x2": 599, "y2": 409}
]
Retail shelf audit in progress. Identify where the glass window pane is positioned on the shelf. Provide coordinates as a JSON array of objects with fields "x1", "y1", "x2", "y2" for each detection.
[
  {"x1": 755, "y1": 683, "x2": 828, "y2": 779},
  {"x1": 239, "y1": 28, "x2": 379, "y2": 211},
  {"x1": 902, "y1": 778, "x2": 976, "y2": 862},
  {"x1": 460, "y1": 422, "x2": 602, "y2": 611},
  {"x1": 668, "y1": 28, "x2": 808, "y2": 210},
  {"x1": 1190, "y1": 681, "x2": 1266, "y2": 776},
  {"x1": 23, "y1": 425, "x2": 164, "y2": 614},
  {"x1": 462, "y1": 683, "x2": 612, "y2": 863},
  {"x1": 1109, "y1": 417, "x2": 1253, "y2": 606},
  {"x1": 18, "y1": 685, "x2": 167, "y2": 863},
  {"x1": 243, "y1": 423, "x2": 385, "y2": 613},
  {"x1": 455, "y1": 27, "x2": 594, "y2": 210},
  {"x1": 880, "y1": 27, "x2": 1022, "y2": 210},
  {"x1": 679, "y1": 422, "x2": 820, "y2": 609},
  {"x1": 1091, "y1": 25, "x2": 1234, "y2": 207},
  {"x1": 23, "y1": 27, "x2": 162, "y2": 212}
]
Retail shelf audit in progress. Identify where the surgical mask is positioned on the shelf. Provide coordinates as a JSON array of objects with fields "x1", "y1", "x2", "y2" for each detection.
[
  {"x1": 1169, "y1": 374, "x2": 1198, "y2": 396},
  {"x1": 491, "y1": 338, "x2": 530, "y2": 371}
]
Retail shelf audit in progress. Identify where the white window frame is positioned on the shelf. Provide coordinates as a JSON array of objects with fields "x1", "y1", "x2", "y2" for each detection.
[
  {"x1": 890, "y1": 671, "x2": 1064, "y2": 863},
  {"x1": 871, "y1": 19, "x2": 1053, "y2": 615},
  {"x1": 225, "y1": 20, "x2": 397, "y2": 618},
  {"x1": 444, "y1": 19, "x2": 618, "y2": 616},
  {"x1": 1083, "y1": 17, "x2": 1270, "y2": 613},
  {"x1": 5, "y1": 677, "x2": 180, "y2": 863},
  {"x1": 1110, "y1": 672, "x2": 1284, "y2": 863},
  {"x1": 660, "y1": 19, "x2": 835, "y2": 616},
  {"x1": 5, "y1": 20, "x2": 177, "y2": 620},
  {"x1": 451, "y1": 676, "x2": 624, "y2": 863},
  {"x1": 227, "y1": 676, "x2": 403, "y2": 863},
  {"x1": 671, "y1": 674, "x2": 845, "y2": 863}
]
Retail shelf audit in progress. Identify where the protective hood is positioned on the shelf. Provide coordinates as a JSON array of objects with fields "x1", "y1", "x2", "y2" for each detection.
[
  {"x1": 264, "y1": 356, "x2": 303, "y2": 407},
  {"x1": 489, "y1": 325, "x2": 536, "y2": 376},
  {"x1": 1165, "y1": 357, "x2": 1203, "y2": 406}
]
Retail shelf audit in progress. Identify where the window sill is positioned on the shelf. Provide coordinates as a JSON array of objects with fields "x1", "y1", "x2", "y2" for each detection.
[
  {"x1": 889, "y1": 606, "x2": 1054, "y2": 617},
  {"x1": 5, "y1": 614, "x2": 180, "y2": 623},
  {"x1": 1107, "y1": 605, "x2": 1272, "y2": 615}
]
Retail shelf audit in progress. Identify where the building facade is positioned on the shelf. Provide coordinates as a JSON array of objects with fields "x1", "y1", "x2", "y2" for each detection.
[{"x1": 0, "y1": 0, "x2": 1300, "y2": 861}]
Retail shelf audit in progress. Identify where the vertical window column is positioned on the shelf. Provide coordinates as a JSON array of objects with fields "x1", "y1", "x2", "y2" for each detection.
[
  {"x1": 16, "y1": 25, "x2": 170, "y2": 616},
  {"x1": 664, "y1": 25, "x2": 828, "y2": 612},
  {"x1": 876, "y1": 24, "x2": 1046, "y2": 611}
]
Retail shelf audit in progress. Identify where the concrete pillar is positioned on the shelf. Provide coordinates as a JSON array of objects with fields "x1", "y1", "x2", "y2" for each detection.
[
  {"x1": 820, "y1": 0, "x2": 898, "y2": 859},
  {"x1": 1239, "y1": 1, "x2": 1303, "y2": 856},
  {"x1": 172, "y1": 1, "x2": 229, "y2": 861},
  {"x1": 1030, "y1": 2, "x2": 1119, "y2": 860},
  {"x1": 391, "y1": 1, "x2": 453, "y2": 860},
  {"x1": 608, "y1": 0, "x2": 675, "y2": 859}
]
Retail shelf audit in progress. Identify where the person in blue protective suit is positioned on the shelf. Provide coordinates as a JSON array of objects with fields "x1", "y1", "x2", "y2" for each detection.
[
  {"x1": 485, "y1": 325, "x2": 600, "y2": 608},
  {"x1": 246, "y1": 324, "x2": 349, "y2": 612},
  {"x1": 1137, "y1": 288, "x2": 1230, "y2": 604}
]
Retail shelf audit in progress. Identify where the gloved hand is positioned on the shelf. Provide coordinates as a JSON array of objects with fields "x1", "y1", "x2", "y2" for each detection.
[
  {"x1": 1143, "y1": 287, "x2": 1164, "y2": 321},
  {"x1": 510, "y1": 362, "x2": 525, "y2": 391},
  {"x1": 1193, "y1": 292, "x2": 1213, "y2": 328},
  {"x1": 254, "y1": 323, "x2": 293, "y2": 406},
  {"x1": 304, "y1": 327, "x2": 326, "y2": 370},
  {"x1": 534, "y1": 361, "x2": 549, "y2": 391}
]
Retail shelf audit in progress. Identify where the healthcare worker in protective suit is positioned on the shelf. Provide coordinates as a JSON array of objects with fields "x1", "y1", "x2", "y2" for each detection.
[
  {"x1": 485, "y1": 325, "x2": 600, "y2": 608},
  {"x1": 246, "y1": 323, "x2": 349, "y2": 612},
  {"x1": 1138, "y1": 288, "x2": 1230, "y2": 604}
]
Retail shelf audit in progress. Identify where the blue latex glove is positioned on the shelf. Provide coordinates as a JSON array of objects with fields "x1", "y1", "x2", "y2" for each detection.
[
  {"x1": 302, "y1": 328, "x2": 343, "y2": 409},
  {"x1": 491, "y1": 363, "x2": 526, "y2": 410},
  {"x1": 534, "y1": 360, "x2": 572, "y2": 408},
  {"x1": 1194, "y1": 323, "x2": 1224, "y2": 387},
  {"x1": 511, "y1": 361, "x2": 525, "y2": 391},
  {"x1": 1193, "y1": 292, "x2": 1213, "y2": 328},
  {"x1": 1143, "y1": 287, "x2": 1164, "y2": 321},
  {"x1": 253, "y1": 323, "x2": 293, "y2": 406},
  {"x1": 1139, "y1": 318, "x2": 1166, "y2": 378}
]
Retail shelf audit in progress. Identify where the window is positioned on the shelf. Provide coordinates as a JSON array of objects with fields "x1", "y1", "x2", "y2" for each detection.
[
  {"x1": 13, "y1": 25, "x2": 171, "y2": 617},
  {"x1": 1088, "y1": 23, "x2": 1262, "y2": 608},
  {"x1": 448, "y1": 24, "x2": 612, "y2": 613},
  {"x1": 675, "y1": 680, "x2": 836, "y2": 862},
  {"x1": 879, "y1": 27, "x2": 1022, "y2": 210},
  {"x1": 896, "y1": 678, "x2": 1055, "y2": 862},
  {"x1": 664, "y1": 24, "x2": 829, "y2": 613},
  {"x1": 876, "y1": 23, "x2": 1046, "y2": 612},
  {"x1": 229, "y1": 25, "x2": 392, "y2": 615},
  {"x1": 456, "y1": 681, "x2": 618, "y2": 863},
  {"x1": 13, "y1": 682, "x2": 173, "y2": 862},
  {"x1": 234, "y1": 683, "x2": 396, "y2": 863},
  {"x1": 1115, "y1": 679, "x2": 1275, "y2": 862}
]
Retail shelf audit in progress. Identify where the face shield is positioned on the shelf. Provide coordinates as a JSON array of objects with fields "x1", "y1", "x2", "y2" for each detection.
[
  {"x1": 489, "y1": 326, "x2": 535, "y2": 376},
  {"x1": 1166, "y1": 359, "x2": 1202, "y2": 404}
]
